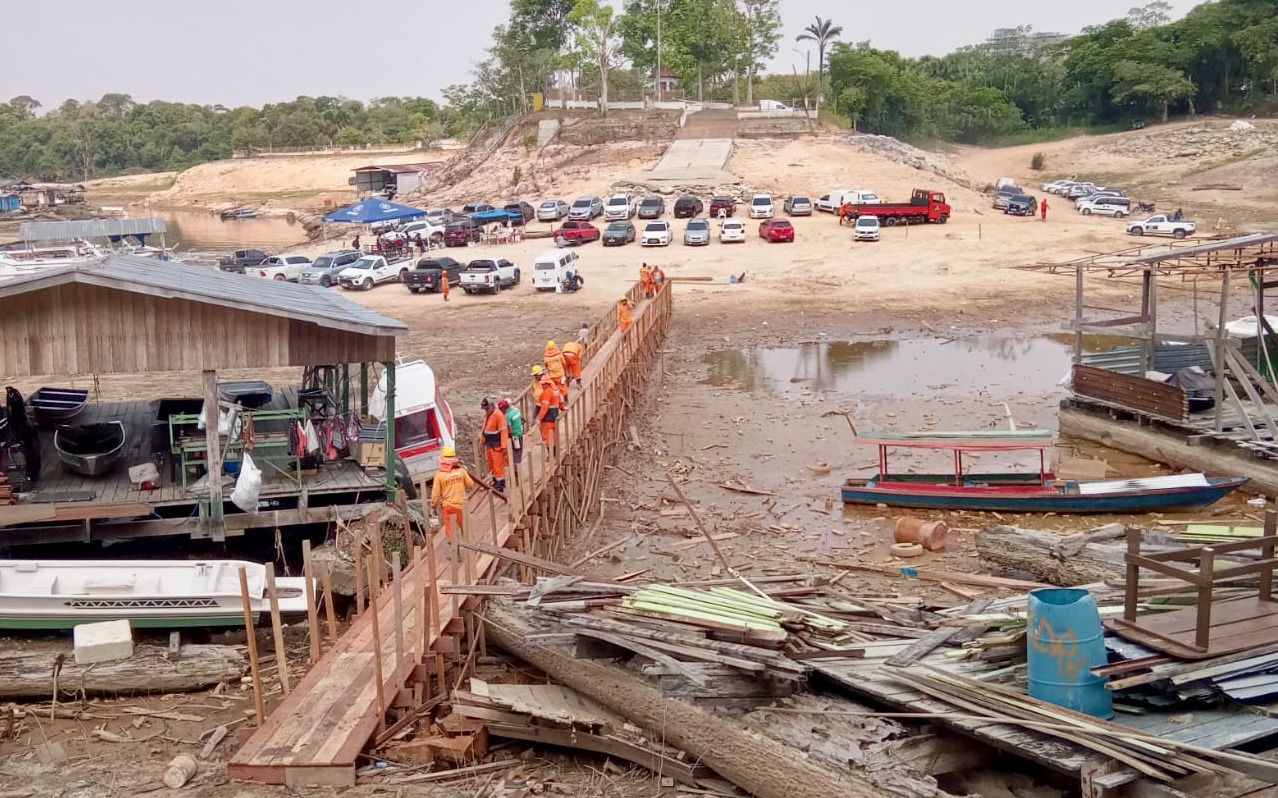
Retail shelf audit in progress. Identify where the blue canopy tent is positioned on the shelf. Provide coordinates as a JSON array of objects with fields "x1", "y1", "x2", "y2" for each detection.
[
  {"x1": 322, "y1": 199, "x2": 428, "y2": 244},
  {"x1": 471, "y1": 209, "x2": 522, "y2": 224}
]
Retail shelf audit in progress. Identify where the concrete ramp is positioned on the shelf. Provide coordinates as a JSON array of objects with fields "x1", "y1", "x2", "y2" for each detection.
[
  {"x1": 653, "y1": 138, "x2": 733, "y2": 176},
  {"x1": 645, "y1": 110, "x2": 737, "y2": 186}
]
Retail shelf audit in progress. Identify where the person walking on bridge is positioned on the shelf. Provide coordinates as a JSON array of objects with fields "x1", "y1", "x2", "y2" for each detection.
[
  {"x1": 544, "y1": 340, "x2": 569, "y2": 403},
  {"x1": 640, "y1": 263, "x2": 655, "y2": 299},
  {"x1": 480, "y1": 397, "x2": 510, "y2": 494},
  {"x1": 536, "y1": 374, "x2": 562, "y2": 450},
  {"x1": 651, "y1": 264, "x2": 666, "y2": 294},
  {"x1": 500, "y1": 398, "x2": 524, "y2": 466},
  {"x1": 562, "y1": 337, "x2": 584, "y2": 387},
  {"x1": 430, "y1": 445, "x2": 473, "y2": 540},
  {"x1": 617, "y1": 295, "x2": 633, "y2": 334}
]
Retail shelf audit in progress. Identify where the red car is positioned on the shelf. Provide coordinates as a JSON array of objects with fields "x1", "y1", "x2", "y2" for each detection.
[
  {"x1": 709, "y1": 196, "x2": 736, "y2": 218},
  {"x1": 759, "y1": 218, "x2": 795, "y2": 243},
  {"x1": 554, "y1": 220, "x2": 600, "y2": 246}
]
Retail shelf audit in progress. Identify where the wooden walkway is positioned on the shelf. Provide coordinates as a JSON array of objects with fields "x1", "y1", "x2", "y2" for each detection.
[{"x1": 228, "y1": 284, "x2": 672, "y2": 786}]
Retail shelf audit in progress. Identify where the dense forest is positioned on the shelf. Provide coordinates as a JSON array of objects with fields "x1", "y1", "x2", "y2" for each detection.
[{"x1": 4, "y1": 0, "x2": 1278, "y2": 181}]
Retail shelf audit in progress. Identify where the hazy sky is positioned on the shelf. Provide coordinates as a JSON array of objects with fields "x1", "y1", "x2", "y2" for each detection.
[{"x1": 5, "y1": 0, "x2": 1201, "y2": 108}]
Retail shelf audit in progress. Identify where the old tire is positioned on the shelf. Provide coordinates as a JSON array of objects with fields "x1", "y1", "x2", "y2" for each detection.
[
  {"x1": 1173, "y1": 229, "x2": 1187, "y2": 239},
  {"x1": 1115, "y1": 211, "x2": 1126, "y2": 218},
  {"x1": 273, "y1": 274, "x2": 286, "y2": 281},
  {"x1": 362, "y1": 278, "x2": 374, "y2": 290},
  {"x1": 320, "y1": 276, "x2": 332, "y2": 287},
  {"x1": 936, "y1": 214, "x2": 948, "y2": 224},
  {"x1": 1130, "y1": 227, "x2": 1144, "y2": 236},
  {"x1": 891, "y1": 542, "x2": 925, "y2": 558},
  {"x1": 1082, "y1": 208, "x2": 1092, "y2": 216}
]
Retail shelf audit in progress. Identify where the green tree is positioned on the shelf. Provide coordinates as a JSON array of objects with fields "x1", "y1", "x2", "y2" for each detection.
[
  {"x1": 569, "y1": 0, "x2": 623, "y2": 115},
  {"x1": 795, "y1": 15, "x2": 843, "y2": 100},
  {"x1": 1110, "y1": 60, "x2": 1196, "y2": 121},
  {"x1": 1128, "y1": 1, "x2": 1173, "y2": 29},
  {"x1": 8, "y1": 95, "x2": 41, "y2": 119},
  {"x1": 740, "y1": 0, "x2": 782, "y2": 103}
]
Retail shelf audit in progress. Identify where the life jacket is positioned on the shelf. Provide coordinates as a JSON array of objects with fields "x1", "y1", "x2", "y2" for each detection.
[{"x1": 482, "y1": 409, "x2": 507, "y2": 449}]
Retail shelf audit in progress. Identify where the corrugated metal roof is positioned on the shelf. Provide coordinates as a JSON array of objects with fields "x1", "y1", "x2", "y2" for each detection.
[
  {"x1": 1120, "y1": 232, "x2": 1278, "y2": 268},
  {"x1": 20, "y1": 217, "x2": 168, "y2": 241},
  {"x1": 353, "y1": 162, "x2": 443, "y2": 174},
  {"x1": 0, "y1": 255, "x2": 408, "y2": 338}
]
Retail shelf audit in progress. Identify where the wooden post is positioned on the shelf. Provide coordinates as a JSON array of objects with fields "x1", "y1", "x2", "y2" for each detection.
[
  {"x1": 354, "y1": 539, "x2": 366, "y2": 617},
  {"x1": 320, "y1": 570, "x2": 338, "y2": 643},
  {"x1": 1124, "y1": 527, "x2": 1140, "y2": 622},
  {"x1": 365, "y1": 558, "x2": 387, "y2": 733},
  {"x1": 392, "y1": 551, "x2": 405, "y2": 685},
  {"x1": 263, "y1": 563, "x2": 291, "y2": 695},
  {"x1": 359, "y1": 362, "x2": 369, "y2": 416},
  {"x1": 301, "y1": 539, "x2": 321, "y2": 664},
  {"x1": 488, "y1": 488, "x2": 499, "y2": 549},
  {"x1": 1262, "y1": 511, "x2": 1277, "y2": 603},
  {"x1": 1196, "y1": 547, "x2": 1215, "y2": 652},
  {"x1": 237, "y1": 567, "x2": 267, "y2": 725},
  {"x1": 426, "y1": 529, "x2": 443, "y2": 636},
  {"x1": 414, "y1": 546, "x2": 426, "y2": 665},
  {"x1": 1215, "y1": 270, "x2": 1232, "y2": 432},
  {"x1": 371, "y1": 522, "x2": 385, "y2": 591},
  {"x1": 201, "y1": 370, "x2": 224, "y2": 529},
  {"x1": 383, "y1": 360, "x2": 397, "y2": 500}
]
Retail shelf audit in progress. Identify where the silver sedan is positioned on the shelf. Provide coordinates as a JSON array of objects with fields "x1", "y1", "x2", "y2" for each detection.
[{"x1": 683, "y1": 218, "x2": 711, "y2": 246}]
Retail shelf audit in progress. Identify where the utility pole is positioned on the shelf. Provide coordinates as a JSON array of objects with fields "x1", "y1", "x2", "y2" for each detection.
[{"x1": 655, "y1": 0, "x2": 662, "y2": 103}]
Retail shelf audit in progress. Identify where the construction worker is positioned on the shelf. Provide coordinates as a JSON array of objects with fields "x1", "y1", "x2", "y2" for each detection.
[
  {"x1": 480, "y1": 397, "x2": 510, "y2": 493},
  {"x1": 651, "y1": 264, "x2": 666, "y2": 294},
  {"x1": 536, "y1": 374, "x2": 561, "y2": 449},
  {"x1": 440, "y1": 268, "x2": 450, "y2": 301},
  {"x1": 640, "y1": 263, "x2": 654, "y2": 298},
  {"x1": 1040, "y1": 197, "x2": 1048, "y2": 223},
  {"x1": 617, "y1": 295, "x2": 633, "y2": 334},
  {"x1": 500, "y1": 398, "x2": 524, "y2": 465},
  {"x1": 576, "y1": 322, "x2": 589, "y2": 346},
  {"x1": 544, "y1": 340, "x2": 569, "y2": 402},
  {"x1": 530, "y1": 364, "x2": 546, "y2": 401},
  {"x1": 562, "y1": 337, "x2": 584, "y2": 387},
  {"x1": 429, "y1": 445, "x2": 473, "y2": 539},
  {"x1": 838, "y1": 201, "x2": 855, "y2": 225}
]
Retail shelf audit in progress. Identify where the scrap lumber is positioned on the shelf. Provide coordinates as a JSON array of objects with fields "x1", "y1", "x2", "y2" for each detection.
[
  {"x1": 817, "y1": 560, "x2": 1048, "y2": 591},
  {"x1": 0, "y1": 645, "x2": 245, "y2": 699},
  {"x1": 976, "y1": 524, "x2": 1202, "y2": 587},
  {"x1": 485, "y1": 600, "x2": 882, "y2": 798}
]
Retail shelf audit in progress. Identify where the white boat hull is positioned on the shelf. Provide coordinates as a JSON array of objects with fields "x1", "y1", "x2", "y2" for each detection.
[{"x1": 0, "y1": 559, "x2": 312, "y2": 629}]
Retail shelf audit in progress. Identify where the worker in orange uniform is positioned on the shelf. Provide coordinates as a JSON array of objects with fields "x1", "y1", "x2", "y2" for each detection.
[
  {"x1": 440, "y1": 269, "x2": 450, "y2": 301},
  {"x1": 562, "y1": 337, "x2": 584, "y2": 387},
  {"x1": 838, "y1": 202, "x2": 855, "y2": 225},
  {"x1": 479, "y1": 397, "x2": 510, "y2": 494},
  {"x1": 536, "y1": 374, "x2": 561, "y2": 450},
  {"x1": 1040, "y1": 197, "x2": 1048, "y2": 222},
  {"x1": 640, "y1": 263, "x2": 654, "y2": 298},
  {"x1": 651, "y1": 264, "x2": 666, "y2": 294},
  {"x1": 617, "y1": 295, "x2": 633, "y2": 334},
  {"x1": 544, "y1": 340, "x2": 569, "y2": 402},
  {"x1": 429, "y1": 445, "x2": 473, "y2": 539}
]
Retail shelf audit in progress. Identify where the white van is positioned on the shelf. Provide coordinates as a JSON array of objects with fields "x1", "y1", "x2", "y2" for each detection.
[
  {"x1": 1077, "y1": 195, "x2": 1132, "y2": 217},
  {"x1": 532, "y1": 249, "x2": 581, "y2": 292},
  {"x1": 816, "y1": 189, "x2": 879, "y2": 213},
  {"x1": 759, "y1": 99, "x2": 791, "y2": 112}
]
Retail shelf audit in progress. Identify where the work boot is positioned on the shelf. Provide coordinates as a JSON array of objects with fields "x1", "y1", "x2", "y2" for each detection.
[{"x1": 494, "y1": 479, "x2": 506, "y2": 494}]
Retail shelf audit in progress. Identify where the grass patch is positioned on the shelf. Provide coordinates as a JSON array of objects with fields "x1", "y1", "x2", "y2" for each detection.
[
  {"x1": 1184, "y1": 147, "x2": 1272, "y2": 177},
  {"x1": 979, "y1": 123, "x2": 1128, "y2": 148},
  {"x1": 818, "y1": 108, "x2": 853, "y2": 131}
]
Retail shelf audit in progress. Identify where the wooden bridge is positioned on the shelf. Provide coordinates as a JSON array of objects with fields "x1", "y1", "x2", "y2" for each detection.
[{"x1": 228, "y1": 283, "x2": 672, "y2": 786}]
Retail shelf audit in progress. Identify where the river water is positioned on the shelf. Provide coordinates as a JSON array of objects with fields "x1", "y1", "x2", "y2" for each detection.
[{"x1": 94, "y1": 204, "x2": 310, "y2": 254}]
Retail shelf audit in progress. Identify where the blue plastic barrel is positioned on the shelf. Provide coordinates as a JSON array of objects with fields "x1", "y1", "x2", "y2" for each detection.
[{"x1": 1027, "y1": 588, "x2": 1114, "y2": 719}]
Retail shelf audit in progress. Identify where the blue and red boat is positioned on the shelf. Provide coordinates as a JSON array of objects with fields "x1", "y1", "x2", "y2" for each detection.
[{"x1": 841, "y1": 430, "x2": 1248, "y2": 514}]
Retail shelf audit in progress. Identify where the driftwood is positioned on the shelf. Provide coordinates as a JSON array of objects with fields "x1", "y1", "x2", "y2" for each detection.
[
  {"x1": 974, "y1": 524, "x2": 1210, "y2": 587},
  {"x1": 0, "y1": 645, "x2": 245, "y2": 699}
]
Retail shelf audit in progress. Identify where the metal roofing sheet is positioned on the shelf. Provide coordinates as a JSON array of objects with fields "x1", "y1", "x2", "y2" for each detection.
[
  {"x1": 0, "y1": 255, "x2": 408, "y2": 338},
  {"x1": 20, "y1": 217, "x2": 168, "y2": 241},
  {"x1": 1119, "y1": 232, "x2": 1278, "y2": 268}
]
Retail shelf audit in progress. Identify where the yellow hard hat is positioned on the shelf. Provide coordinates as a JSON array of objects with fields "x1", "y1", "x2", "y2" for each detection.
[
  {"x1": 546, "y1": 340, "x2": 557, "y2": 348},
  {"x1": 618, "y1": 294, "x2": 628, "y2": 302},
  {"x1": 442, "y1": 445, "x2": 456, "y2": 458},
  {"x1": 531, "y1": 365, "x2": 544, "y2": 376}
]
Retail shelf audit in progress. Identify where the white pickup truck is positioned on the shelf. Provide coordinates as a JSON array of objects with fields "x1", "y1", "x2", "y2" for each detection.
[
  {"x1": 459, "y1": 258, "x2": 520, "y2": 294},
  {"x1": 1126, "y1": 215, "x2": 1196, "y2": 240},
  {"x1": 338, "y1": 255, "x2": 410, "y2": 290}
]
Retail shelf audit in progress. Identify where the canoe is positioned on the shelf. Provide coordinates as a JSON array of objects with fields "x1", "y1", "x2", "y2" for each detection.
[
  {"x1": 29, "y1": 386, "x2": 89, "y2": 424},
  {"x1": 54, "y1": 421, "x2": 126, "y2": 477},
  {"x1": 841, "y1": 474, "x2": 1249, "y2": 514},
  {"x1": 0, "y1": 559, "x2": 309, "y2": 629}
]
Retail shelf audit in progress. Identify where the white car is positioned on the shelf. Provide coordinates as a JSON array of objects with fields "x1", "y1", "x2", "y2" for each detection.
[
  {"x1": 338, "y1": 255, "x2": 409, "y2": 290},
  {"x1": 398, "y1": 219, "x2": 446, "y2": 243},
  {"x1": 719, "y1": 219, "x2": 746, "y2": 243},
  {"x1": 1076, "y1": 196, "x2": 1132, "y2": 217},
  {"x1": 641, "y1": 220, "x2": 672, "y2": 247},
  {"x1": 1126, "y1": 215, "x2": 1196, "y2": 239},
  {"x1": 853, "y1": 215, "x2": 881, "y2": 242},
  {"x1": 249, "y1": 254, "x2": 311, "y2": 282},
  {"x1": 748, "y1": 194, "x2": 774, "y2": 219},
  {"x1": 603, "y1": 194, "x2": 635, "y2": 221},
  {"x1": 1043, "y1": 180, "x2": 1074, "y2": 194}
]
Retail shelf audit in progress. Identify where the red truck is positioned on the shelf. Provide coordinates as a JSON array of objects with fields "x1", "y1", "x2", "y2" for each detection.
[{"x1": 847, "y1": 188, "x2": 951, "y2": 225}]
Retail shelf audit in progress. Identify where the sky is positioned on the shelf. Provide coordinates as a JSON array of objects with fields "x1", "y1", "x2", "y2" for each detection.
[{"x1": 5, "y1": 0, "x2": 1203, "y2": 108}]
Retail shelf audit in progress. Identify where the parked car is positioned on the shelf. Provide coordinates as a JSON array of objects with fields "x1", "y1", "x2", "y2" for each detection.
[
  {"x1": 673, "y1": 196, "x2": 704, "y2": 218},
  {"x1": 462, "y1": 202, "x2": 495, "y2": 216},
  {"x1": 425, "y1": 208, "x2": 455, "y2": 224},
  {"x1": 1077, "y1": 196, "x2": 1132, "y2": 217},
  {"x1": 554, "y1": 220, "x2": 600, "y2": 246},
  {"x1": 398, "y1": 219, "x2": 446, "y2": 243},
  {"x1": 853, "y1": 215, "x2": 881, "y2": 242},
  {"x1": 460, "y1": 258, "x2": 520, "y2": 294},
  {"x1": 568, "y1": 196, "x2": 603, "y2": 220},
  {"x1": 637, "y1": 196, "x2": 665, "y2": 220},
  {"x1": 1074, "y1": 189, "x2": 1126, "y2": 207},
  {"x1": 816, "y1": 189, "x2": 879, "y2": 213},
  {"x1": 503, "y1": 201, "x2": 536, "y2": 223},
  {"x1": 1127, "y1": 215, "x2": 1196, "y2": 239},
  {"x1": 217, "y1": 248, "x2": 269, "y2": 274},
  {"x1": 537, "y1": 199, "x2": 570, "y2": 221},
  {"x1": 604, "y1": 194, "x2": 636, "y2": 221},
  {"x1": 720, "y1": 218, "x2": 746, "y2": 243},
  {"x1": 784, "y1": 196, "x2": 813, "y2": 216},
  {"x1": 748, "y1": 194, "x2": 775, "y2": 219},
  {"x1": 338, "y1": 255, "x2": 409, "y2": 290},
  {"x1": 602, "y1": 220, "x2": 636, "y2": 246},
  {"x1": 759, "y1": 218, "x2": 794, "y2": 242},
  {"x1": 300, "y1": 249, "x2": 362, "y2": 286},
  {"x1": 683, "y1": 218, "x2": 711, "y2": 246},
  {"x1": 1005, "y1": 195, "x2": 1038, "y2": 216},
  {"x1": 443, "y1": 219, "x2": 483, "y2": 247},
  {"x1": 992, "y1": 186, "x2": 1024, "y2": 210},
  {"x1": 1065, "y1": 183, "x2": 1100, "y2": 199},
  {"x1": 709, "y1": 196, "x2": 737, "y2": 218},
  {"x1": 250, "y1": 254, "x2": 311, "y2": 282},
  {"x1": 403, "y1": 256, "x2": 463, "y2": 293},
  {"x1": 642, "y1": 220, "x2": 672, "y2": 246},
  {"x1": 1042, "y1": 180, "x2": 1075, "y2": 195}
]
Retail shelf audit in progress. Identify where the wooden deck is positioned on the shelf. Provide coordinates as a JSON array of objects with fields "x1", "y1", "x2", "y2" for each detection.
[{"x1": 228, "y1": 285, "x2": 671, "y2": 786}]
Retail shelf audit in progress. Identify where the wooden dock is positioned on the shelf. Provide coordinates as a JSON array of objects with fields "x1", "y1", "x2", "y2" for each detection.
[{"x1": 228, "y1": 284, "x2": 672, "y2": 786}]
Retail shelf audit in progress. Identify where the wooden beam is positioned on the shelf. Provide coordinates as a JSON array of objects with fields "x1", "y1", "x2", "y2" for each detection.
[{"x1": 201, "y1": 370, "x2": 224, "y2": 530}]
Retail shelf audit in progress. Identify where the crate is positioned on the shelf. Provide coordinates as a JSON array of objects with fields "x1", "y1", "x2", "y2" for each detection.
[{"x1": 355, "y1": 439, "x2": 386, "y2": 468}]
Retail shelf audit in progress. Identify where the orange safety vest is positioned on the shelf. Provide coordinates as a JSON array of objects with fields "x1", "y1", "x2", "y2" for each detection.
[
  {"x1": 430, "y1": 462, "x2": 474, "y2": 508},
  {"x1": 482, "y1": 408, "x2": 510, "y2": 450}
]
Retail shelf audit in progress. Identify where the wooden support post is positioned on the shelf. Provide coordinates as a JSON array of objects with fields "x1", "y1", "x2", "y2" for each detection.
[
  {"x1": 392, "y1": 551, "x2": 405, "y2": 686},
  {"x1": 1196, "y1": 548, "x2": 1215, "y2": 652},
  {"x1": 1124, "y1": 527, "x2": 1140, "y2": 622},
  {"x1": 414, "y1": 547, "x2": 426, "y2": 665},
  {"x1": 488, "y1": 488, "x2": 499, "y2": 550},
  {"x1": 302, "y1": 539, "x2": 321, "y2": 664},
  {"x1": 320, "y1": 570, "x2": 338, "y2": 643},
  {"x1": 237, "y1": 567, "x2": 267, "y2": 725},
  {"x1": 354, "y1": 539, "x2": 366, "y2": 617},
  {"x1": 1215, "y1": 270, "x2": 1232, "y2": 432},
  {"x1": 359, "y1": 363, "x2": 369, "y2": 416},
  {"x1": 201, "y1": 370, "x2": 224, "y2": 530},
  {"x1": 263, "y1": 563, "x2": 291, "y2": 695},
  {"x1": 1263, "y1": 511, "x2": 1277, "y2": 603},
  {"x1": 384, "y1": 360, "x2": 397, "y2": 500},
  {"x1": 426, "y1": 529, "x2": 443, "y2": 637},
  {"x1": 371, "y1": 522, "x2": 384, "y2": 591},
  {"x1": 365, "y1": 558, "x2": 387, "y2": 733}
]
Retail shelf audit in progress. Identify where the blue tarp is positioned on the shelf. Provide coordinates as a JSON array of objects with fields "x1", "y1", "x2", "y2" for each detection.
[
  {"x1": 471, "y1": 209, "x2": 522, "y2": 223},
  {"x1": 324, "y1": 198, "x2": 427, "y2": 224}
]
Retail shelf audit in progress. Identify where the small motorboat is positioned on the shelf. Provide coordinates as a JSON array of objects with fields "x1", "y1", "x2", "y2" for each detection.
[
  {"x1": 29, "y1": 386, "x2": 89, "y2": 425},
  {"x1": 55, "y1": 421, "x2": 126, "y2": 476},
  {"x1": 219, "y1": 207, "x2": 258, "y2": 220}
]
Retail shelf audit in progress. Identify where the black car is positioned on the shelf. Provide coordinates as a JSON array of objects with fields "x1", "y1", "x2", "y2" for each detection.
[
  {"x1": 602, "y1": 220, "x2": 636, "y2": 246},
  {"x1": 637, "y1": 196, "x2": 665, "y2": 219},
  {"x1": 1005, "y1": 194, "x2": 1039, "y2": 216},
  {"x1": 673, "y1": 196, "x2": 703, "y2": 218},
  {"x1": 503, "y1": 201, "x2": 535, "y2": 224},
  {"x1": 403, "y1": 256, "x2": 463, "y2": 293},
  {"x1": 217, "y1": 248, "x2": 269, "y2": 274}
]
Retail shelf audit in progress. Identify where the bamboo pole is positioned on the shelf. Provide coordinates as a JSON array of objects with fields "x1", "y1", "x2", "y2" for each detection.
[
  {"x1": 301, "y1": 539, "x2": 321, "y2": 664},
  {"x1": 237, "y1": 567, "x2": 267, "y2": 725},
  {"x1": 263, "y1": 563, "x2": 291, "y2": 695}
]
